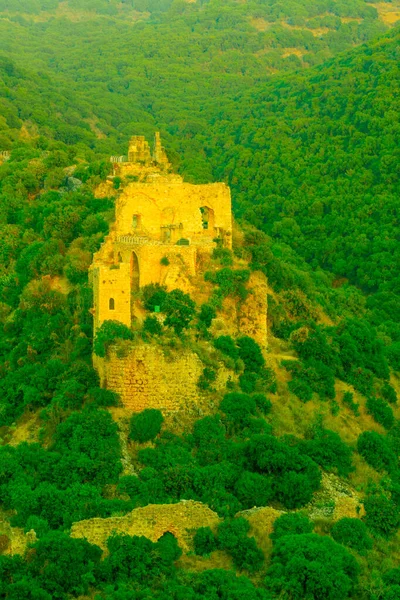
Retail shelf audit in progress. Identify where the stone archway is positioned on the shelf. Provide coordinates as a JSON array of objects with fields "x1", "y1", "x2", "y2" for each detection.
[{"x1": 131, "y1": 251, "x2": 140, "y2": 291}]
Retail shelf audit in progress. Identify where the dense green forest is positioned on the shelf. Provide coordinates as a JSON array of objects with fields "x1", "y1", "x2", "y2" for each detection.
[{"x1": 0, "y1": 1, "x2": 400, "y2": 599}]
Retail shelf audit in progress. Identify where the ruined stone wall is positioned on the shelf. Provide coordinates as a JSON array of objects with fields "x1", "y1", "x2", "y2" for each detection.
[
  {"x1": 95, "y1": 342, "x2": 205, "y2": 412},
  {"x1": 71, "y1": 501, "x2": 220, "y2": 553},
  {"x1": 238, "y1": 271, "x2": 269, "y2": 350},
  {"x1": 115, "y1": 182, "x2": 232, "y2": 247},
  {"x1": 91, "y1": 175, "x2": 233, "y2": 332},
  {"x1": 209, "y1": 271, "x2": 269, "y2": 351}
]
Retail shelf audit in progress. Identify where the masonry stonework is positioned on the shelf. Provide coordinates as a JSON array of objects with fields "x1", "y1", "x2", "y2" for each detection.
[
  {"x1": 238, "y1": 271, "x2": 269, "y2": 349},
  {"x1": 94, "y1": 343, "x2": 204, "y2": 412},
  {"x1": 71, "y1": 500, "x2": 221, "y2": 554},
  {"x1": 91, "y1": 133, "x2": 232, "y2": 333}
]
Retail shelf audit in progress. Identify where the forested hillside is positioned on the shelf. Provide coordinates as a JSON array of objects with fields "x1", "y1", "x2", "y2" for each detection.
[
  {"x1": 1, "y1": 26, "x2": 399, "y2": 319},
  {"x1": 1, "y1": 128, "x2": 400, "y2": 599},
  {"x1": 0, "y1": 2, "x2": 400, "y2": 599},
  {"x1": 0, "y1": 0, "x2": 397, "y2": 91},
  {"x1": 208, "y1": 28, "x2": 400, "y2": 294}
]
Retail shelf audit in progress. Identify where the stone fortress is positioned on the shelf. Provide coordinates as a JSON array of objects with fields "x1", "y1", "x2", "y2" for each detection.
[
  {"x1": 91, "y1": 134, "x2": 267, "y2": 413},
  {"x1": 91, "y1": 133, "x2": 232, "y2": 332}
]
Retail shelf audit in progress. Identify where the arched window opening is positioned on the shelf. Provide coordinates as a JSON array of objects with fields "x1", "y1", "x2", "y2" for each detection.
[
  {"x1": 200, "y1": 206, "x2": 215, "y2": 231},
  {"x1": 131, "y1": 251, "x2": 140, "y2": 292},
  {"x1": 109, "y1": 298, "x2": 115, "y2": 310},
  {"x1": 132, "y1": 214, "x2": 141, "y2": 230},
  {"x1": 118, "y1": 252, "x2": 123, "y2": 263}
]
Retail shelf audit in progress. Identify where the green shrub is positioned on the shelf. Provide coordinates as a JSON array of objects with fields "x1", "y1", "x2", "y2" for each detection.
[
  {"x1": 239, "y1": 371, "x2": 258, "y2": 393},
  {"x1": 331, "y1": 518, "x2": 372, "y2": 553},
  {"x1": 129, "y1": 409, "x2": 164, "y2": 443},
  {"x1": 52, "y1": 379, "x2": 86, "y2": 410},
  {"x1": 198, "y1": 303, "x2": 216, "y2": 328},
  {"x1": 288, "y1": 377, "x2": 313, "y2": 402},
  {"x1": 143, "y1": 316, "x2": 163, "y2": 335},
  {"x1": 212, "y1": 247, "x2": 233, "y2": 266},
  {"x1": 214, "y1": 335, "x2": 239, "y2": 360},
  {"x1": 275, "y1": 471, "x2": 319, "y2": 509},
  {"x1": 270, "y1": 512, "x2": 313, "y2": 542},
  {"x1": 220, "y1": 392, "x2": 257, "y2": 426},
  {"x1": 387, "y1": 422, "x2": 400, "y2": 455},
  {"x1": 357, "y1": 431, "x2": 397, "y2": 473},
  {"x1": 342, "y1": 391, "x2": 359, "y2": 416},
  {"x1": 193, "y1": 526, "x2": 217, "y2": 556},
  {"x1": 191, "y1": 417, "x2": 228, "y2": 467},
  {"x1": 52, "y1": 407, "x2": 122, "y2": 488},
  {"x1": 234, "y1": 471, "x2": 273, "y2": 509},
  {"x1": 383, "y1": 586, "x2": 400, "y2": 600},
  {"x1": 142, "y1": 283, "x2": 168, "y2": 312},
  {"x1": 266, "y1": 534, "x2": 359, "y2": 600},
  {"x1": 237, "y1": 336, "x2": 265, "y2": 373},
  {"x1": 88, "y1": 387, "x2": 120, "y2": 407},
  {"x1": 27, "y1": 531, "x2": 102, "y2": 597},
  {"x1": 240, "y1": 366, "x2": 276, "y2": 395},
  {"x1": 217, "y1": 518, "x2": 264, "y2": 573},
  {"x1": 163, "y1": 289, "x2": 196, "y2": 334},
  {"x1": 157, "y1": 531, "x2": 182, "y2": 564},
  {"x1": 246, "y1": 418, "x2": 271, "y2": 435},
  {"x1": 198, "y1": 367, "x2": 217, "y2": 391},
  {"x1": 366, "y1": 397, "x2": 394, "y2": 429},
  {"x1": 24, "y1": 515, "x2": 50, "y2": 538},
  {"x1": 292, "y1": 325, "x2": 334, "y2": 365},
  {"x1": 301, "y1": 428, "x2": 353, "y2": 477},
  {"x1": 246, "y1": 435, "x2": 321, "y2": 509},
  {"x1": 284, "y1": 358, "x2": 335, "y2": 400},
  {"x1": 252, "y1": 393, "x2": 272, "y2": 415},
  {"x1": 117, "y1": 475, "x2": 142, "y2": 501},
  {"x1": 304, "y1": 360, "x2": 336, "y2": 399},
  {"x1": 205, "y1": 268, "x2": 250, "y2": 300},
  {"x1": 383, "y1": 569, "x2": 400, "y2": 587},
  {"x1": 102, "y1": 532, "x2": 178, "y2": 584},
  {"x1": 364, "y1": 494, "x2": 400, "y2": 537},
  {"x1": 330, "y1": 400, "x2": 340, "y2": 416},
  {"x1": 217, "y1": 517, "x2": 250, "y2": 550},
  {"x1": 160, "y1": 256, "x2": 170, "y2": 266},
  {"x1": 382, "y1": 382, "x2": 397, "y2": 404},
  {"x1": 93, "y1": 320, "x2": 133, "y2": 357}
]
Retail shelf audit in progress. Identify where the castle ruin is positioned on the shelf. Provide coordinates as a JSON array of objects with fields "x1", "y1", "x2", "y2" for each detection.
[
  {"x1": 90, "y1": 134, "x2": 267, "y2": 413},
  {"x1": 91, "y1": 133, "x2": 232, "y2": 332}
]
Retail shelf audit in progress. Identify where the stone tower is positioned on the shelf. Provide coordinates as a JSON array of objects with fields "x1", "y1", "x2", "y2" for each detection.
[
  {"x1": 153, "y1": 132, "x2": 170, "y2": 169},
  {"x1": 128, "y1": 135, "x2": 152, "y2": 165}
]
